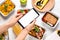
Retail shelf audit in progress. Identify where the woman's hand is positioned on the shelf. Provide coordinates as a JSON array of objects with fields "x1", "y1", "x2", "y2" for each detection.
[
  {"x1": 7, "y1": 13, "x2": 23, "y2": 27},
  {"x1": 0, "y1": 13, "x2": 23, "y2": 34},
  {"x1": 15, "y1": 20, "x2": 36, "y2": 40},
  {"x1": 25, "y1": 20, "x2": 36, "y2": 32}
]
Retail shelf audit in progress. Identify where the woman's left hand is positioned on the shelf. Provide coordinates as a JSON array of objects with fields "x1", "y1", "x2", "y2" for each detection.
[{"x1": 7, "y1": 13, "x2": 23, "y2": 27}]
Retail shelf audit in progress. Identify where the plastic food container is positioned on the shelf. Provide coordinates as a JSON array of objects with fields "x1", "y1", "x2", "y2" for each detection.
[
  {"x1": 42, "y1": 12, "x2": 60, "y2": 29},
  {"x1": 0, "y1": 31, "x2": 9, "y2": 40},
  {"x1": 17, "y1": 9, "x2": 30, "y2": 15},
  {"x1": 29, "y1": 24, "x2": 45, "y2": 40},
  {"x1": 12, "y1": 23, "x2": 23, "y2": 36},
  {"x1": 0, "y1": 0, "x2": 15, "y2": 17}
]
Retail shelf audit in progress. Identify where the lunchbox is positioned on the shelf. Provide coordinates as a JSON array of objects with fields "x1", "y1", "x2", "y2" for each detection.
[
  {"x1": 0, "y1": 0, "x2": 15, "y2": 17},
  {"x1": 42, "y1": 11, "x2": 60, "y2": 29}
]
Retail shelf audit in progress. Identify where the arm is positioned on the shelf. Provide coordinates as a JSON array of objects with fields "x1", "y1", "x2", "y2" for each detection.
[
  {"x1": 15, "y1": 20, "x2": 36, "y2": 40},
  {"x1": 0, "y1": 14, "x2": 23, "y2": 34}
]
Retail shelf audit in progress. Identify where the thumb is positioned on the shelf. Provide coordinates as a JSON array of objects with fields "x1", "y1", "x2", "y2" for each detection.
[{"x1": 30, "y1": 19, "x2": 36, "y2": 25}]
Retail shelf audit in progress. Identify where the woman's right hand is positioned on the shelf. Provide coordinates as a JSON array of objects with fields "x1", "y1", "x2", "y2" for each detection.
[{"x1": 25, "y1": 20, "x2": 36, "y2": 32}]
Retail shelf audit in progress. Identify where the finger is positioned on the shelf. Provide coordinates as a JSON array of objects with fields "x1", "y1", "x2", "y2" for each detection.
[
  {"x1": 29, "y1": 20, "x2": 36, "y2": 27},
  {"x1": 14, "y1": 13, "x2": 22, "y2": 17},
  {"x1": 16, "y1": 14, "x2": 23, "y2": 20},
  {"x1": 17, "y1": 13, "x2": 23, "y2": 15},
  {"x1": 30, "y1": 19, "x2": 36, "y2": 25},
  {"x1": 27, "y1": 19, "x2": 36, "y2": 27}
]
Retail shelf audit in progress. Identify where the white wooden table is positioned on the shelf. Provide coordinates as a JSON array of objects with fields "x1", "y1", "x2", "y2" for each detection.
[{"x1": 0, "y1": 0, "x2": 60, "y2": 40}]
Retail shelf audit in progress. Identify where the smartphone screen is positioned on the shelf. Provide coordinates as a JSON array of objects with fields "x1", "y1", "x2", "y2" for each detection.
[{"x1": 18, "y1": 8, "x2": 39, "y2": 28}]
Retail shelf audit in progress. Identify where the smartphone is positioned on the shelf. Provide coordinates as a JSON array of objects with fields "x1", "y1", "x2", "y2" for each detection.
[{"x1": 18, "y1": 8, "x2": 39, "y2": 28}]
